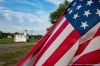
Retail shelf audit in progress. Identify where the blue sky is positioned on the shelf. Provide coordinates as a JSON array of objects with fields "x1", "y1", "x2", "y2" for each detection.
[{"x1": 0, "y1": 0, "x2": 72, "y2": 35}]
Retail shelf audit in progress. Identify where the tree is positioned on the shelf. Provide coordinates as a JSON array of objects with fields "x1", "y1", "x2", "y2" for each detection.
[
  {"x1": 2, "y1": 33, "x2": 7, "y2": 38},
  {"x1": 0, "y1": 31, "x2": 3, "y2": 39},
  {"x1": 49, "y1": 0, "x2": 69, "y2": 24},
  {"x1": 14, "y1": 32, "x2": 19, "y2": 35},
  {"x1": 34, "y1": 35, "x2": 43, "y2": 40}
]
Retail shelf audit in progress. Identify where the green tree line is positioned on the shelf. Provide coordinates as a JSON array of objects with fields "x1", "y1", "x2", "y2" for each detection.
[
  {"x1": 0, "y1": 31, "x2": 14, "y2": 39},
  {"x1": 0, "y1": 31, "x2": 43, "y2": 40}
]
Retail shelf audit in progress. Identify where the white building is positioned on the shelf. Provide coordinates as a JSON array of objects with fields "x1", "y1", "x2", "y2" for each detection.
[{"x1": 14, "y1": 30, "x2": 29, "y2": 42}]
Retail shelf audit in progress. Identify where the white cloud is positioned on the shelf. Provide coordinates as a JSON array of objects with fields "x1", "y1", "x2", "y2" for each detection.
[
  {"x1": 45, "y1": 0, "x2": 65, "y2": 6},
  {"x1": 45, "y1": 0, "x2": 73, "y2": 6},
  {"x1": 0, "y1": 0, "x2": 4, "y2": 2},
  {"x1": 15, "y1": 0, "x2": 37, "y2": 6},
  {"x1": 0, "y1": 6, "x2": 52, "y2": 35}
]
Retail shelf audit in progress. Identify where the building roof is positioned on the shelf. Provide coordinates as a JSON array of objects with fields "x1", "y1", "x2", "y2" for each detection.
[{"x1": 15, "y1": 33, "x2": 26, "y2": 36}]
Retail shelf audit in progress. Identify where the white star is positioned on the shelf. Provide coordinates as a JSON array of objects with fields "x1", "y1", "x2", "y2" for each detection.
[
  {"x1": 73, "y1": 13, "x2": 79, "y2": 20},
  {"x1": 96, "y1": 9, "x2": 100, "y2": 17},
  {"x1": 80, "y1": 21, "x2": 89, "y2": 29},
  {"x1": 84, "y1": 10, "x2": 91, "y2": 17},
  {"x1": 67, "y1": 8, "x2": 70, "y2": 11},
  {"x1": 69, "y1": 10, "x2": 72, "y2": 14},
  {"x1": 80, "y1": 0, "x2": 83, "y2": 1},
  {"x1": 73, "y1": 2, "x2": 76, "y2": 6},
  {"x1": 77, "y1": 5, "x2": 82, "y2": 10},
  {"x1": 99, "y1": 0, "x2": 100, "y2": 2},
  {"x1": 87, "y1": 0, "x2": 94, "y2": 6}
]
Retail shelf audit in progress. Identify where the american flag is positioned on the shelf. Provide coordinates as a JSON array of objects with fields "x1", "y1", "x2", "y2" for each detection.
[{"x1": 17, "y1": 0, "x2": 100, "y2": 66}]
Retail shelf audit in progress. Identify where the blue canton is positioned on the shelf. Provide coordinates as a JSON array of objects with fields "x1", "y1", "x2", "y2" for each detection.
[{"x1": 65, "y1": 0, "x2": 100, "y2": 36}]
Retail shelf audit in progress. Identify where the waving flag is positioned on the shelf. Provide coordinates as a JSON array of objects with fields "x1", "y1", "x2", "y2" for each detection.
[{"x1": 17, "y1": 0, "x2": 100, "y2": 66}]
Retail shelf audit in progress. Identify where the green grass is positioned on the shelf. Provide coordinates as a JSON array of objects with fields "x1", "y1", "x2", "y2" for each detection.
[
  {"x1": 0, "y1": 45, "x2": 33, "y2": 66},
  {"x1": 0, "y1": 38, "x2": 14, "y2": 44},
  {"x1": 29, "y1": 36, "x2": 40, "y2": 42},
  {"x1": 0, "y1": 38, "x2": 39, "y2": 44}
]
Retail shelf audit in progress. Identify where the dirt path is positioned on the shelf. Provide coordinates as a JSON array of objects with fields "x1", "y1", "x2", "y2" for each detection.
[
  {"x1": 0, "y1": 42, "x2": 37, "y2": 66},
  {"x1": 0, "y1": 42, "x2": 36, "y2": 53}
]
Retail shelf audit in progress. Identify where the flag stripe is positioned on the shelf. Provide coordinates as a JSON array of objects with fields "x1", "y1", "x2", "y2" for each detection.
[
  {"x1": 42, "y1": 30, "x2": 80, "y2": 66},
  {"x1": 72, "y1": 49, "x2": 100, "y2": 65},
  {"x1": 35, "y1": 23, "x2": 74, "y2": 66},
  {"x1": 93, "y1": 64, "x2": 100, "y2": 66},
  {"x1": 74, "y1": 40, "x2": 90, "y2": 56},
  {"x1": 54, "y1": 40, "x2": 79, "y2": 66},
  {"x1": 17, "y1": 12, "x2": 65, "y2": 66},
  {"x1": 50, "y1": 17, "x2": 66, "y2": 36},
  {"x1": 71, "y1": 36, "x2": 100, "y2": 64},
  {"x1": 33, "y1": 19, "x2": 69, "y2": 66},
  {"x1": 22, "y1": 52, "x2": 39, "y2": 66},
  {"x1": 43, "y1": 17, "x2": 66, "y2": 47},
  {"x1": 74, "y1": 26, "x2": 100, "y2": 56}
]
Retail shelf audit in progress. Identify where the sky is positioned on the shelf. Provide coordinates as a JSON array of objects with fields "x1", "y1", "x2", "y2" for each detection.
[{"x1": 0, "y1": 0, "x2": 72, "y2": 35}]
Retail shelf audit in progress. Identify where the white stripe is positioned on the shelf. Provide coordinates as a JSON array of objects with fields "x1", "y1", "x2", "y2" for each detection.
[
  {"x1": 51, "y1": 17, "x2": 66, "y2": 36},
  {"x1": 55, "y1": 40, "x2": 79, "y2": 66},
  {"x1": 37, "y1": 17, "x2": 66, "y2": 57},
  {"x1": 36, "y1": 23, "x2": 74, "y2": 66},
  {"x1": 22, "y1": 53, "x2": 39, "y2": 66},
  {"x1": 71, "y1": 36, "x2": 100, "y2": 64},
  {"x1": 44, "y1": 17, "x2": 66, "y2": 46},
  {"x1": 81, "y1": 36, "x2": 100, "y2": 56},
  {"x1": 93, "y1": 64, "x2": 100, "y2": 66}
]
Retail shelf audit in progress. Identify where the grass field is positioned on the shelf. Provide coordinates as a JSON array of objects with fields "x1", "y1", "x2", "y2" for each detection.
[
  {"x1": 0, "y1": 42, "x2": 36, "y2": 66},
  {"x1": 0, "y1": 38, "x2": 14, "y2": 44},
  {"x1": 0, "y1": 38, "x2": 39, "y2": 44}
]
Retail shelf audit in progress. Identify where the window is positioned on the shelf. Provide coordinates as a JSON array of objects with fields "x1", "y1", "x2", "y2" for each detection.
[
  {"x1": 24, "y1": 36, "x2": 26, "y2": 38},
  {"x1": 18, "y1": 36, "x2": 20, "y2": 38},
  {"x1": 21, "y1": 36, "x2": 22, "y2": 38}
]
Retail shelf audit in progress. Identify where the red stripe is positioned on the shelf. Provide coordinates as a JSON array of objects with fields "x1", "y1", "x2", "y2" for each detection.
[
  {"x1": 74, "y1": 40, "x2": 90, "y2": 56},
  {"x1": 42, "y1": 30, "x2": 81, "y2": 66},
  {"x1": 17, "y1": 13, "x2": 65, "y2": 66},
  {"x1": 33, "y1": 20, "x2": 69, "y2": 66},
  {"x1": 74, "y1": 27, "x2": 100, "y2": 56},
  {"x1": 72, "y1": 50, "x2": 100, "y2": 65},
  {"x1": 94, "y1": 27, "x2": 100, "y2": 37}
]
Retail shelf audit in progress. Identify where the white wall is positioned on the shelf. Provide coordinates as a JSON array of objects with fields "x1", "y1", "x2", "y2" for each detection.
[{"x1": 14, "y1": 35, "x2": 28, "y2": 42}]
